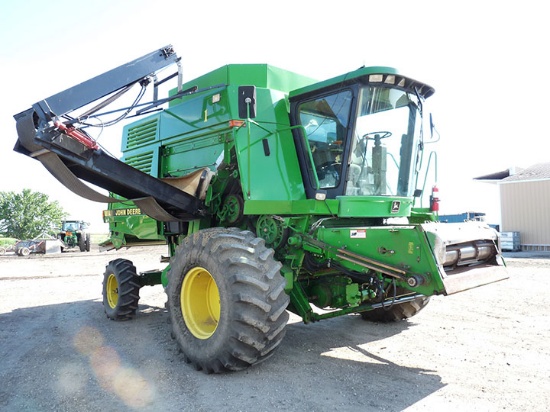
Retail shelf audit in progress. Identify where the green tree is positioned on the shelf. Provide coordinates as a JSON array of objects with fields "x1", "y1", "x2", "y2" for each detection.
[{"x1": 0, "y1": 189, "x2": 67, "y2": 239}]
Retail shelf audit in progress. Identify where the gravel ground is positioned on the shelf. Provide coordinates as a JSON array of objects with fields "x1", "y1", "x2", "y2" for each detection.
[{"x1": 0, "y1": 246, "x2": 549, "y2": 411}]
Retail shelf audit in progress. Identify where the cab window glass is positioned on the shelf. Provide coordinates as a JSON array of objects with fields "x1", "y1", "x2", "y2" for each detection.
[{"x1": 298, "y1": 91, "x2": 352, "y2": 188}]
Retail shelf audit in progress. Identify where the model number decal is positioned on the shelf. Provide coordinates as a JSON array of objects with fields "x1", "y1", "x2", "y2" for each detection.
[{"x1": 104, "y1": 208, "x2": 143, "y2": 217}]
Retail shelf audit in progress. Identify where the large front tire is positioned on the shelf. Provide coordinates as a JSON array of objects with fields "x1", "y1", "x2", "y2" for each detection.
[
  {"x1": 102, "y1": 259, "x2": 141, "y2": 320},
  {"x1": 361, "y1": 287, "x2": 430, "y2": 322},
  {"x1": 167, "y1": 228, "x2": 289, "y2": 373}
]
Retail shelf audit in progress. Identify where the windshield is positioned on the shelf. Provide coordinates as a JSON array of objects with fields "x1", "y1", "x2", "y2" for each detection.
[
  {"x1": 297, "y1": 84, "x2": 423, "y2": 197},
  {"x1": 346, "y1": 86, "x2": 422, "y2": 197},
  {"x1": 62, "y1": 221, "x2": 86, "y2": 231}
]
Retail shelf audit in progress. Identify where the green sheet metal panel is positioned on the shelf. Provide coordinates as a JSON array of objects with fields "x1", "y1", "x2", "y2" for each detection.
[
  {"x1": 316, "y1": 224, "x2": 445, "y2": 296},
  {"x1": 337, "y1": 196, "x2": 413, "y2": 218},
  {"x1": 171, "y1": 64, "x2": 316, "y2": 107},
  {"x1": 230, "y1": 86, "x2": 306, "y2": 202},
  {"x1": 163, "y1": 65, "x2": 313, "y2": 202}
]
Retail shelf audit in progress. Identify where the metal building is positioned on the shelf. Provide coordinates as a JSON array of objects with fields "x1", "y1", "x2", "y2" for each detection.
[{"x1": 476, "y1": 163, "x2": 550, "y2": 251}]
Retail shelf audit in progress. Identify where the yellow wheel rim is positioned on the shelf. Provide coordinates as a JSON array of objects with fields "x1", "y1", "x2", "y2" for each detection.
[
  {"x1": 106, "y1": 273, "x2": 119, "y2": 309},
  {"x1": 181, "y1": 267, "x2": 220, "y2": 339}
]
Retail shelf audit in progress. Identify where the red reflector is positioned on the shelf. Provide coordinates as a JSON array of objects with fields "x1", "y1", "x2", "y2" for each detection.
[
  {"x1": 229, "y1": 120, "x2": 245, "y2": 128},
  {"x1": 430, "y1": 185, "x2": 440, "y2": 212}
]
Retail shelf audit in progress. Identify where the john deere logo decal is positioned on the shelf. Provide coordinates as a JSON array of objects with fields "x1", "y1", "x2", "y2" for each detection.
[{"x1": 391, "y1": 201, "x2": 400, "y2": 213}]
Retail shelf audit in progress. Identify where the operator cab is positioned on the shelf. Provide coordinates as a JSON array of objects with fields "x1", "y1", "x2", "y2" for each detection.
[{"x1": 290, "y1": 68, "x2": 434, "y2": 200}]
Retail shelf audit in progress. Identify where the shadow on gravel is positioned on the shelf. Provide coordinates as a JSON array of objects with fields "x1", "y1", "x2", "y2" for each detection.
[
  {"x1": 270, "y1": 315, "x2": 444, "y2": 410},
  {"x1": 0, "y1": 298, "x2": 443, "y2": 411}
]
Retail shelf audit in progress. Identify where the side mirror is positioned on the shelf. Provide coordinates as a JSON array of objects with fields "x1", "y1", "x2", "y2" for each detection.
[
  {"x1": 426, "y1": 113, "x2": 440, "y2": 143},
  {"x1": 238, "y1": 86, "x2": 256, "y2": 119}
]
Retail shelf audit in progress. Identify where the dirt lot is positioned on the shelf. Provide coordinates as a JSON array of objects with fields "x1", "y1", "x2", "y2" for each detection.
[{"x1": 1, "y1": 245, "x2": 549, "y2": 412}]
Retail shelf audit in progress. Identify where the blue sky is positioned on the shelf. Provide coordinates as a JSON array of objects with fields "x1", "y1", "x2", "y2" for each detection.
[{"x1": 1, "y1": 0, "x2": 548, "y2": 229}]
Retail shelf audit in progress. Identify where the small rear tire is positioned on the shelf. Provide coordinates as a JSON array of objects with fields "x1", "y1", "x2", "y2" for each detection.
[
  {"x1": 79, "y1": 235, "x2": 86, "y2": 252},
  {"x1": 102, "y1": 259, "x2": 141, "y2": 321}
]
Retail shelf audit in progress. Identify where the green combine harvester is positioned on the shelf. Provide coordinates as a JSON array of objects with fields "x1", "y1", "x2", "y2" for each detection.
[{"x1": 14, "y1": 46, "x2": 507, "y2": 373}]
